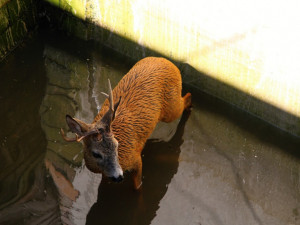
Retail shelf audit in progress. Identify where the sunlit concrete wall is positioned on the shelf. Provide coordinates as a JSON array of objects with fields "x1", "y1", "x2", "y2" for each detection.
[
  {"x1": 0, "y1": 0, "x2": 38, "y2": 60},
  {"x1": 44, "y1": 0, "x2": 300, "y2": 137}
]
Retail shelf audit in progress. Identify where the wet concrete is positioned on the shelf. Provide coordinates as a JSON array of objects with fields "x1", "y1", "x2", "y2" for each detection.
[{"x1": 0, "y1": 30, "x2": 299, "y2": 225}]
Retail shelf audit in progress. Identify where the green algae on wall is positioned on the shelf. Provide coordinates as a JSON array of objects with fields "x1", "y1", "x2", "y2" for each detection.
[
  {"x1": 0, "y1": 0, "x2": 38, "y2": 61},
  {"x1": 44, "y1": 0, "x2": 86, "y2": 19}
]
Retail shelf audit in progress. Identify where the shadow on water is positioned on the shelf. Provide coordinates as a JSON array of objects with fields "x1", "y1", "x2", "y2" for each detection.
[
  {"x1": 87, "y1": 110, "x2": 191, "y2": 225},
  {"x1": 0, "y1": 34, "x2": 62, "y2": 224},
  {"x1": 0, "y1": 35, "x2": 47, "y2": 205}
]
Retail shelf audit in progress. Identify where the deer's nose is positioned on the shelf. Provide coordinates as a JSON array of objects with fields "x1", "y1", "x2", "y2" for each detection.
[{"x1": 110, "y1": 175, "x2": 124, "y2": 183}]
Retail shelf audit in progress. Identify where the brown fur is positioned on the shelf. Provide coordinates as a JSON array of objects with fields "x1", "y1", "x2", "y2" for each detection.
[{"x1": 65, "y1": 57, "x2": 191, "y2": 189}]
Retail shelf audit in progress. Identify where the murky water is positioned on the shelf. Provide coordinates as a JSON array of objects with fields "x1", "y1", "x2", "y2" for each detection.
[{"x1": 0, "y1": 30, "x2": 299, "y2": 225}]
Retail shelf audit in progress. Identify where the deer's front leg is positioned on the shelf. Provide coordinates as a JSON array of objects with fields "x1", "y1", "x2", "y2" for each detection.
[{"x1": 133, "y1": 155, "x2": 143, "y2": 190}]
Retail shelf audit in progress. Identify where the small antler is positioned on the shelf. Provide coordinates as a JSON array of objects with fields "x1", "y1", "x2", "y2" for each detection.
[
  {"x1": 100, "y1": 79, "x2": 115, "y2": 130},
  {"x1": 107, "y1": 79, "x2": 114, "y2": 114},
  {"x1": 101, "y1": 92, "x2": 109, "y2": 98},
  {"x1": 60, "y1": 128, "x2": 99, "y2": 142}
]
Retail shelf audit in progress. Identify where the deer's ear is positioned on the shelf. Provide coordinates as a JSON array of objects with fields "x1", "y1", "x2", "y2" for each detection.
[{"x1": 66, "y1": 115, "x2": 89, "y2": 135}]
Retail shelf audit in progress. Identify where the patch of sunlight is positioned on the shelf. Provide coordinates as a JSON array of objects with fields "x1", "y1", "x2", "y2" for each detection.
[{"x1": 43, "y1": 0, "x2": 300, "y2": 117}]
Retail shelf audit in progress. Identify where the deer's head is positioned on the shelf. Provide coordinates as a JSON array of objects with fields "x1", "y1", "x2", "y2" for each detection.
[{"x1": 61, "y1": 80, "x2": 123, "y2": 182}]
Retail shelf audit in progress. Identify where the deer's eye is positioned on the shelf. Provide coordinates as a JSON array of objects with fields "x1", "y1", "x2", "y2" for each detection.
[
  {"x1": 92, "y1": 151, "x2": 103, "y2": 159},
  {"x1": 93, "y1": 134, "x2": 102, "y2": 142}
]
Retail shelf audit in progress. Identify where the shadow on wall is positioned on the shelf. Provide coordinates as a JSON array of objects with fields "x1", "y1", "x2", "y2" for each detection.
[
  {"x1": 87, "y1": 110, "x2": 191, "y2": 225},
  {"x1": 39, "y1": 1, "x2": 300, "y2": 138},
  {"x1": 39, "y1": 23, "x2": 300, "y2": 161}
]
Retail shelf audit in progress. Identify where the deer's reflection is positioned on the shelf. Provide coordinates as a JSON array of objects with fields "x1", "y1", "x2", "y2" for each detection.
[{"x1": 87, "y1": 110, "x2": 190, "y2": 225}]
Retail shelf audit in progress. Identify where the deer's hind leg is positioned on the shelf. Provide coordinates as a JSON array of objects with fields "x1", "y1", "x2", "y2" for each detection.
[
  {"x1": 183, "y1": 92, "x2": 192, "y2": 110},
  {"x1": 160, "y1": 92, "x2": 192, "y2": 123}
]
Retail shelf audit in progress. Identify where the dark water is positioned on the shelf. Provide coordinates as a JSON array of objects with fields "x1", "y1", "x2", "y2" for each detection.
[{"x1": 0, "y1": 30, "x2": 299, "y2": 225}]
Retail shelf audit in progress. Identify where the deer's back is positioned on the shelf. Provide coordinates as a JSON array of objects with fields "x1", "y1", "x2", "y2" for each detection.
[{"x1": 95, "y1": 57, "x2": 183, "y2": 169}]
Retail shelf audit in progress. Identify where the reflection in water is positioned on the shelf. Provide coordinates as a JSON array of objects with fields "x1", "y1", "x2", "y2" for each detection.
[
  {"x1": 0, "y1": 31, "x2": 299, "y2": 225},
  {"x1": 0, "y1": 36, "x2": 52, "y2": 224},
  {"x1": 40, "y1": 42, "x2": 103, "y2": 224},
  {"x1": 37, "y1": 30, "x2": 135, "y2": 224},
  {"x1": 45, "y1": 157, "x2": 101, "y2": 225},
  {"x1": 87, "y1": 110, "x2": 190, "y2": 225}
]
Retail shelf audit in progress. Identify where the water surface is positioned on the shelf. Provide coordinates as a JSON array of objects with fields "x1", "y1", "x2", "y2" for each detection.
[{"x1": 0, "y1": 30, "x2": 299, "y2": 225}]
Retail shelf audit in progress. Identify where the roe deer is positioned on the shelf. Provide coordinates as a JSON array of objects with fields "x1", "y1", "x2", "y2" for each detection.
[{"x1": 61, "y1": 57, "x2": 192, "y2": 190}]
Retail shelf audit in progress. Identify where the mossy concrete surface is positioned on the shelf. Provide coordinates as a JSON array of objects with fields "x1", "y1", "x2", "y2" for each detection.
[
  {"x1": 42, "y1": 0, "x2": 300, "y2": 137},
  {"x1": 0, "y1": 0, "x2": 38, "y2": 60}
]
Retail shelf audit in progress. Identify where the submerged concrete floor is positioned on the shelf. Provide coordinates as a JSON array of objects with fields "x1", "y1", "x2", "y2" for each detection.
[{"x1": 0, "y1": 30, "x2": 299, "y2": 225}]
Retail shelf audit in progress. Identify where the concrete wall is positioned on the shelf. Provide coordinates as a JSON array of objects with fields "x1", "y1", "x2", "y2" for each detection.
[
  {"x1": 2, "y1": 0, "x2": 300, "y2": 137},
  {"x1": 0, "y1": 0, "x2": 38, "y2": 60},
  {"x1": 41, "y1": 0, "x2": 300, "y2": 137}
]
